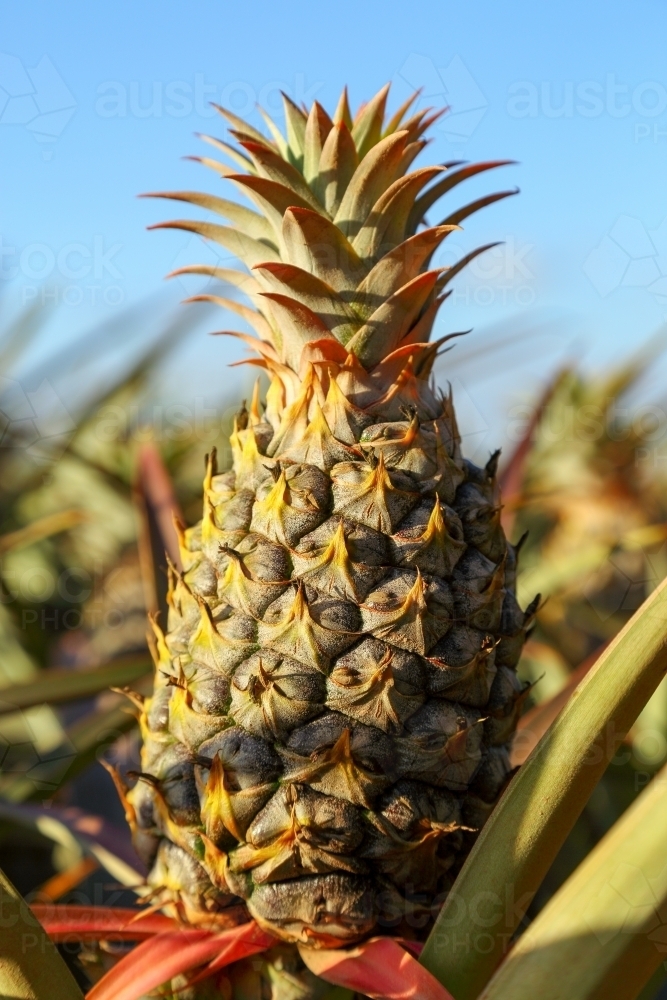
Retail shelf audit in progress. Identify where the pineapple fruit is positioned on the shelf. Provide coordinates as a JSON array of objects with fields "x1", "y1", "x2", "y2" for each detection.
[{"x1": 124, "y1": 84, "x2": 537, "y2": 949}]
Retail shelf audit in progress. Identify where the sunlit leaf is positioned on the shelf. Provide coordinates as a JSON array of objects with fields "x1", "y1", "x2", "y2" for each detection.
[
  {"x1": 0, "y1": 865, "x2": 83, "y2": 999},
  {"x1": 478, "y1": 762, "x2": 667, "y2": 1000}
]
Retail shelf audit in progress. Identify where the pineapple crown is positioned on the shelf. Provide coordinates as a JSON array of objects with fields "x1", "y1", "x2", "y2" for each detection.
[{"x1": 147, "y1": 84, "x2": 516, "y2": 436}]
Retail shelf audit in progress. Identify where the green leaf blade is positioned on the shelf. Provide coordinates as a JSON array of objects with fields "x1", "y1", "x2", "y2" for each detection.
[{"x1": 479, "y1": 763, "x2": 667, "y2": 1000}]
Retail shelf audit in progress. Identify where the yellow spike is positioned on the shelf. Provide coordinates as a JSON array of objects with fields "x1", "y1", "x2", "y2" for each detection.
[
  {"x1": 361, "y1": 569, "x2": 435, "y2": 654},
  {"x1": 281, "y1": 401, "x2": 351, "y2": 469},
  {"x1": 333, "y1": 86, "x2": 353, "y2": 128},
  {"x1": 199, "y1": 753, "x2": 246, "y2": 843},
  {"x1": 189, "y1": 596, "x2": 229, "y2": 672},
  {"x1": 282, "y1": 727, "x2": 382, "y2": 807},
  {"x1": 324, "y1": 520, "x2": 353, "y2": 574},
  {"x1": 203, "y1": 447, "x2": 218, "y2": 494},
  {"x1": 148, "y1": 614, "x2": 171, "y2": 670},
  {"x1": 151, "y1": 781, "x2": 203, "y2": 857},
  {"x1": 370, "y1": 356, "x2": 416, "y2": 410},
  {"x1": 255, "y1": 468, "x2": 289, "y2": 520},
  {"x1": 422, "y1": 495, "x2": 446, "y2": 545},
  {"x1": 333, "y1": 451, "x2": 416, "y2": 534},
  {"x1": 293, "y1": 519, "x2": 359, "y2": 601},
  {"x1": 249, "y1": 378, "x2": 262, "y2": 425},
  {"x1": 200, "y1": 833, "x2": 231, "y2": 892},
  {"x1": 321, "y1": 376, "x2": 367, "y2": 445},
  {"x1": 403, "y1": 568, "x2": 429, "y2": 613},
  {"x1": 233, "y1": 425, "x2": 266, "y2": 486},
  {"x1": 229, "y1": 416, "x2": 244, "y2": 472},
  {"x1": 267, "y1": 379, "x2": 312, "y2": 459},
  {"x1": 265, "y1": 371, "x2": 285, "y2": 429},
  {"x1": 100, "y1": 761, "x2": 138, "y2": 835},
  {"x1": 172, "y1": 515, "x2": 199, "y2": 573},
  {"x1": 218, "y1": 548, "x2": 261, "y2": 617},
  {"x1": 258, "y1": 583, "x2": 328, "y2": 670},
  {"x1": 201, "y1": 493, "x2": 228, "y2": 550}
]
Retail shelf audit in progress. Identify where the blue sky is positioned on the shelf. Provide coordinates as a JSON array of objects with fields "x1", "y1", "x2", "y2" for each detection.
[{"x1": 2, "y1": 0, "x2": 667, "y2": 448}]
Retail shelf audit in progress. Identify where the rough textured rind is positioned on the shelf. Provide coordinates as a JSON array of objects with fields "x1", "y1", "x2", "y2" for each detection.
[{"x1": 126, "y1": 86, "x2": 531, "y2": 949}]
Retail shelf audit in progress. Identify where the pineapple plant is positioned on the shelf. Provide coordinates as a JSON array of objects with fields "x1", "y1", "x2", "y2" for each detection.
[{"x1": 121, "y1": 84, "x2": 538, "y2": 951}]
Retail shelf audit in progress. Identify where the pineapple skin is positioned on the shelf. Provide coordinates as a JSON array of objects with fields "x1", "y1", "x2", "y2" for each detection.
[{"x1": 124, "y1": 86, "x2": 535, "y2": 950}]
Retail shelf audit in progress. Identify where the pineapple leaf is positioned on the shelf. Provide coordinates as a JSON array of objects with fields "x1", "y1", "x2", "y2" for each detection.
[
  {"x1": 346, "y1": 270, "x2": 442, "y2": 366},
  {"x1": 478, "y1": 761, "x2": 667, "y2": 1000},
  {"x1": 436, "y1": 242, "x2": 504, "y2": 290},
  {"x1": 0, "y1": 656, "x2": 151, "y2": 715},
  {"x1": 0, "y1": 867, "x2": 84, "y2": 999},
  {"x1": 184, "y1": 293, "x2": 274, "y2": 341},
  {"x1": 226, "y1": 173, "x2": 326, "y2": 236},
  {"x1": 351, "y1": 226, "x2": 457, "y2": 318},
  {"x1": 316, "y1": 121, "x2": 359, "y2": 215},
  {"x1": 196, "y1": 133, "x2": 258, "y2": 173},
  {"x1": 350, "y1": 83, "x2": 391, "y2": 158},
  {"x1": 408, "y1": 160, "x2": 516, "y2": 234},
  {"x1": 511, "y1": 643, "x2": 605, "y2": 767},
  {"x1": 0, "y1": 509, "x2": 86, "y2": 553},
  {"x1": 303, "y1": 101, "x2": 334, "y2": 186},
  {"x1": 281, "y1": 208, "x2": 366, "y2": 292},
  {"x1": 148, "y1": 220, "x2": 280, "y2": 268},
  {"x1": 238, "y1": 140, "x2": 324, "y2": 212},
  {"x1": 436, "y1": 188, "x2": 519, "y2": 228},
  {"x1": 211, "y1": 103, "x2": 270, "y2": 146},
  {"x1": 85, "y1": 921, "x2": 275, "y2": 1000},
  {"x1": 300, "y1": 937, "x2": 455, "y2": 1000},
  {"x1": 333, "y1": 86, "x2": 353, "y2": 129},
  {"x1": 333, "y1": 131, "x2": 409, "y2": 240},
  {"x1": 0, "y1": 804, "x2": 143, "y2": 887},
  {"x1": 383, "y1": 89, "x2": 422, "y2": 137},
  {"x1": 0, "y1": 694, "x2": 148, "y2": 803},
  {"x1": 143, "y1": 191, "x2": 275, "y2": 243},
  {"x1": 260, "y1": 292, "x2": 337, "y2": 368},
  {"x1": 420, "y1": 572, "x2": 667, "y2": 1000},
  {"x1": 353, "y1": 166, "x2": 445, "y2": 260},
  {"x1": 134, "y1": 440, "x2": 183, "y2": 619},
  {"x1": 253, "y1": 262, "x2": 360, "y2": 343},
  {"x1": 402, "y1": 107, "x2": 447, "y2": 143},
  {"x1": 31, "y1": 904, "x2": 175, "y2": 940},
  {"x1": 166, "y1": 263, "x2": 262, "y2": 297},
  {"x1": 281, "y1": 91, "x2": 308, "y2": 169},
  {"x1": 256, "y1": 105, "x2": 290, "y2": 159}
]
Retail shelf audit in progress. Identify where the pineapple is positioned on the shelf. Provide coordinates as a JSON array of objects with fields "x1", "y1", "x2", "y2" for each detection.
[{"x1": 124, "y1": 85, "x2": 536, "y2": 949}]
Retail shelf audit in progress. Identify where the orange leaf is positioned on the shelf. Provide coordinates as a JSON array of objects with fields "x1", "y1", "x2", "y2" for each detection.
[
  {"x1": 31, "y1": 904, "x2": 177, "y2": 942},
  {"x1": 299, "y1": 937, "x2": 455, "y2": 1000},
  {"x1": 85, "y1": 921, "x2": 274, "y2": 1000}
]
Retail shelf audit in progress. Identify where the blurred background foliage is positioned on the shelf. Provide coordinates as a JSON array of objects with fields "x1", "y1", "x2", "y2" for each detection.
[{"x1": 1, "y1": 298, "x2": 667, "y2": 996}]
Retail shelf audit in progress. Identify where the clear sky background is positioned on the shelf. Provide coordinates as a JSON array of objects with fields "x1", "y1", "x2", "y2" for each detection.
[{"x1": 2, "y1": 0, "x2": 667, "y2": 452}]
